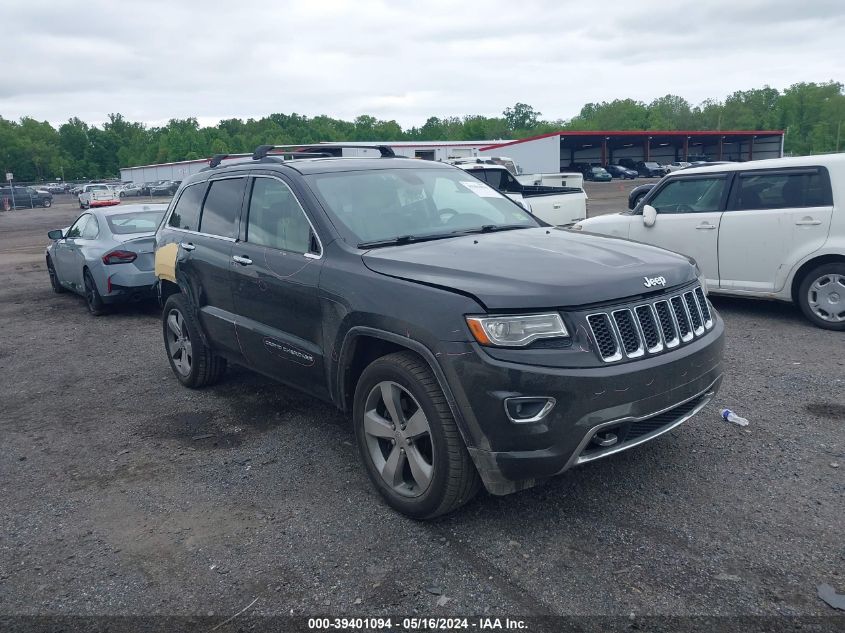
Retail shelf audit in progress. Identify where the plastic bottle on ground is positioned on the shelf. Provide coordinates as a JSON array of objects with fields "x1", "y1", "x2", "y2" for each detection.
[{"x1": 721, "y1": 409, "x2": 749, "y2": 426}]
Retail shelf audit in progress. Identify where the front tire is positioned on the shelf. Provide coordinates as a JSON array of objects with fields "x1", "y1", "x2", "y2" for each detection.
[
  {"x1": 46, "y1": 256, "x2": 64, "y2": 293},
  {"x1": 353, "y1": 351, "x2": 480, "y2": 519},
  {"x1": 797, "y1": 263, "x2": 845, "y2": 330},
  {"x1": 42, "y1": 199, "x2": 52, "y2": 208},
  {"x1": 162, "y1": 294, "x2": 227, "y2": 387}
]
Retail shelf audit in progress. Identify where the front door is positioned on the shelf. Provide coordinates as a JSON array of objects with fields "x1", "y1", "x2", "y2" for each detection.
[
  {"x1": 230, "y1": 175, "x2": 326, "y2": 397},
  {"x1": 719, "y1": 167, "x2": 835, "y2": 293},
  {"x1": 53, "y1": 213, "x2": 92, "y2": 292},
  {"x1": 629, "y1": 174, "x2": 728, "y2": 288}
]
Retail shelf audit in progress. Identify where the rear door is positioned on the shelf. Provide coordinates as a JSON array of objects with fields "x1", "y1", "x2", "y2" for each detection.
[
  {"x1": 185, "y1": 176, "x2": 246, "y2": 356},
  {"x1": 229, "y1": 174, "x2": 327, "y2": 397},
  {"x1": 719, "y1": 167, "x2": 834, "y2": 293},
  {"x1": 628, "y1": 174, "x2": 729, "y2": 288}
]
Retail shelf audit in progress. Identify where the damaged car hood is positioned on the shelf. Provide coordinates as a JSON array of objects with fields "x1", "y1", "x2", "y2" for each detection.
[{"x1": 361, "y1": 227, "x2": 697, "y2": 310}]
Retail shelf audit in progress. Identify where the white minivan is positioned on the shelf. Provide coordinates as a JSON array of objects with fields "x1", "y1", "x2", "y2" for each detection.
[{"x1": 573, "y1": 154, "x2": 845, "y2": 330}]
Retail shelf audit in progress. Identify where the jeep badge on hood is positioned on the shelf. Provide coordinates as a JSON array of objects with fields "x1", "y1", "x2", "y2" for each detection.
[{"x1": 643, "y1": 275, "x2": 667, "y2": 288}]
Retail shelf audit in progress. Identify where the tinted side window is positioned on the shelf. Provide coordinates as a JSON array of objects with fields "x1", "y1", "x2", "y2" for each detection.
[
  {"x1": 649, "y1": 177, "x2": 726, "y2": 214},
  {"x1": 81, "y1": 215, "x2": 99, "y2": 239},
  {"x1": 66, "y1": 214, "x2": 90, "y2": 238},
  {"x1": 168, "y1": 183, "x2": 205, "y2": 231},
  {"x1": 246, "y1": 178, "x2": 313, "y2": 254},
  {"x1": 731, "y1": 169, "x2": 833, "y2": 210},
  {"x1": 200, "y1": 178, "x2": 245, "y2": 238}
]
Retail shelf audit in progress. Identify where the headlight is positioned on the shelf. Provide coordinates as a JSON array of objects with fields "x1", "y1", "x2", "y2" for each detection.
[{"x1": 466, "y1": 313, "x2": 568, "y2": 347}]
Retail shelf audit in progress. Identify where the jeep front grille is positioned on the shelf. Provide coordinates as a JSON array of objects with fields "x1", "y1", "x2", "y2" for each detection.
[
  {"x1": 586, "y1": 313, "x2": 622, "y2": 362},
  {"x1": 586, "y1": 285, "x2": 714, "y2": 363}
]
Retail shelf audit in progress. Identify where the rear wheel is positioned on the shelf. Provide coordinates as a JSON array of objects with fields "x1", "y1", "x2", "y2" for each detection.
[
  {"x1": 797, "y1": 263, "x2": 845, "y2": 330},
  {"x1": 162, "y1": 294, "x2": 227, "y2": 387},
  {"x1": 46, "y1": 256, "x2": 64, "y2": 293},
  {"x1": 353, "y1": 351, "x2": 480, "y2": 519},
  {"x1": 83, "y1": 270, "x2": 105, "y2": 315}
]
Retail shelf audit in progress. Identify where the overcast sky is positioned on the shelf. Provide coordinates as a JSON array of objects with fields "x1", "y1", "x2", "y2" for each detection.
[{"x1": 2, "y1": 0, "x2": 843, "y2": 130}]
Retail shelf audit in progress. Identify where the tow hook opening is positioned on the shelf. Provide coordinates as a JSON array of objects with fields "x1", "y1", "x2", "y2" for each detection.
[{"x1": 591, "y1": 429, "x2": 619, "y2": 448}]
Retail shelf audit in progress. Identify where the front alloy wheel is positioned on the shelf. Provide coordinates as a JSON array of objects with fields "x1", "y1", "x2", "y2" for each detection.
[
  {"x1": 353, "y1": 351, "x2": 480, "y2": 519},
  {"x1": 363, "y1": 381, "x2": 435, "y2": 498}
]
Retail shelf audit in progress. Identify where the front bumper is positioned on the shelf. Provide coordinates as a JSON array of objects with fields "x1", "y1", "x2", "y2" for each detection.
[{"x1": 439, "y1": 315, "x2": 724, "y2": 495}]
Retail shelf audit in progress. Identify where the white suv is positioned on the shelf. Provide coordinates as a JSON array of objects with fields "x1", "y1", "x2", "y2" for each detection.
[{"x1": 573, "y1": 154, "x2": 844, "y2": 330}]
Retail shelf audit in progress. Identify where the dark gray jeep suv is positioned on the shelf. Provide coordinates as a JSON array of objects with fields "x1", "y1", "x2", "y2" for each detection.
[{"x1": 154, "y1": 144, "x2": 724, "y2": 519}]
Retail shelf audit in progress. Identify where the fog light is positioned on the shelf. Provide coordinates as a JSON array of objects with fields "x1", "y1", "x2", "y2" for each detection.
[{"x1": 504, "y1": 397, "x2": 556, "y2": 423}]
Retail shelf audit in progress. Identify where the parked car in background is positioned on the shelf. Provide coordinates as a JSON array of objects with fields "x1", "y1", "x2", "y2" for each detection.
[
  {"x1": 605, "y1": 164, "x2": 637, "y2": 179},
  {"x1": 119, "y1": 184, "x2": 143, "y2": 198},
  {"x1": 456, "y1": 162, "x2": 587, "y2": 225},
  {"x1": 45, "y1": 183, "x2": 68, "y2": 194},
  {"x1": 45, "y1": 204, "x2": 168, "y2": 315},
  {"x1": 1, "y1": 185, "x2": 53, "y2": 209},
  {"x1": 583, "y1": 166, "x2": 612, "y2": 182},
  {"x1": 139, "y1": 181, "x2": 168, "y2": 196},
  {"x1": 150, "y1": 180, "x2": 181, "y2": 196},
  {"x1": 573, "y1": 154, "x2": 845, "y2": 330},
  {"x1": 635, "y1": 161, "x2": 669, "y2": 177},
  {"x1": 667, "y1": 161, "x2": 691, "y2": 172},
  {"x1": 153, "y1": 143, "x2": 723, "y2": 518},
  {"x1": 78, "y1": 183, "x2": 120, "y2": 209}
]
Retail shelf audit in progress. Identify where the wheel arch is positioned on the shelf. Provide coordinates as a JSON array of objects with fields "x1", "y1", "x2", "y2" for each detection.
[
  {"x1": 790, "y1": 253, "x2": 845, "y2": 304},
  {"x1": 337, "y1": 327, "x2": 472, "y2": 447}
]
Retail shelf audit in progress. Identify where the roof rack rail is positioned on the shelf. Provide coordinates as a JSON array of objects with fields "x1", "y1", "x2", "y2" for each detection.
[
  {"x1": 251, "y1": 145, "x2": 337, "y2": 161},
  {"x1": 208, "y1": 154, "x2": 229, "y2": 168},
  {"x1": 252, "y1": 143, "x2": 397, "y2": 160},
  {"x1": 296, "y1": 143, "x2": 397, "y2": 158}
]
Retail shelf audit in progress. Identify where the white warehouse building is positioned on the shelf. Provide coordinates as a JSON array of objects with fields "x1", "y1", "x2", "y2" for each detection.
[{"x1": 118, "y1": 140, "x2": 512, "y2": 183}]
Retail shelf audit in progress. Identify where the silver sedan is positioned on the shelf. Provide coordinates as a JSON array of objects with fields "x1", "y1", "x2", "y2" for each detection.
[{"x1": 45, "y1": 204, "x2": 168, "y2": 315}]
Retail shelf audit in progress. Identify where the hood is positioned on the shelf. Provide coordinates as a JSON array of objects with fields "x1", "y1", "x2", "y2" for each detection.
[{"x1": 362, "y1": 227, "x2": 697, "y2": 310}]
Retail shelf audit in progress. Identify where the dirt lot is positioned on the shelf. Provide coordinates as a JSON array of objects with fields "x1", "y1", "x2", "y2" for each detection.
[{"x1": 0, "y1": 192, "x2": 843, "y2": 625}]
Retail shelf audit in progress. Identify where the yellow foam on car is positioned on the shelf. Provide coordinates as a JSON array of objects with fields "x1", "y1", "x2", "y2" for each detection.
[{"x1": 155, "y1": 242, "x2": 179, "y2": 283}]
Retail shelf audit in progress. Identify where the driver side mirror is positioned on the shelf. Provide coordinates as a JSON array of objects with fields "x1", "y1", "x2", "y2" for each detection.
[
  {"x1": 642, "y1": 204, "x2": 657, "y2": 227},
  {"x1": 47, "y1": 229, "x2": 64, "y2": 240}
]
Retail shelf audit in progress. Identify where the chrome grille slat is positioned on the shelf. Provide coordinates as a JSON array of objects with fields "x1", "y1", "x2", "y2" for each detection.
[
  {"x1": 654, "y1": 300, "x2": 680, "y2": 348},
  {"x1": 586, "y1": 285, "x2": 712, "y2": 363},
  {"x1": 634, "y1": 304, "x2": 664, "y2": 353},
  {"x1": 694, "y1": 287, "x2": 713, "y2": 329},
  {"x1": 684, "y1": 291, "x2": 705, "y2": 336},
  {"x1": 670, "y1": 295, "x2": 694, "y2": 342},
  {"x1": 586, "y1": 313, "x2": 622, "y2": 362},
  {"x1": 611, "y1": 309, "x2": 644, "y2": 358}
]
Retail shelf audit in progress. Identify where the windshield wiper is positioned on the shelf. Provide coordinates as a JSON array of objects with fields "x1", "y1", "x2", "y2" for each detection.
[
  {"x1": 453, "y1": 224, "x2": 530, "y2": 236},
  {"x1": 357, "y1": 233, "x2": 457, "y2": 249}
]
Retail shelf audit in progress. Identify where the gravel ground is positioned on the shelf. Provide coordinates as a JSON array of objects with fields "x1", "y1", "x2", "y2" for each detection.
[{"x1": 0, "y1": 194, "x2": 843, "y2": 624}]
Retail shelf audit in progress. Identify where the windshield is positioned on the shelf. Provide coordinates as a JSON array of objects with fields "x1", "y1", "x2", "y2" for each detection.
[
  {"x1": 307, "y1": 167, "x2": 539, "y2": 246},
  {"x1": 106, "y1": 210, "x2": 166, "y2": 234},
  {"x1": 592, "y1": 168, "x2": 608, "y2": 174}
]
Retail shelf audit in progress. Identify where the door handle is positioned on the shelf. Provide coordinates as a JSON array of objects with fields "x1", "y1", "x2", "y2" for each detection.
[
  {"x1": 795, "y1": 219, "x2": 822, "y2": 226},
  {"x1": 695, "y1": 223, "x2": 716, "y2": 230},
  {"x1": 179, "y1": 242, "x2": 195, "y2": 251},
  {"x1": 232, "y1": 255, "x2": 253, "y2": 266}
]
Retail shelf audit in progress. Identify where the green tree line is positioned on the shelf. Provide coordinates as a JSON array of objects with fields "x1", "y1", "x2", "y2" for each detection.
[{"x1": 1, "y1": 82, "x2": 843, "y2": 182}]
